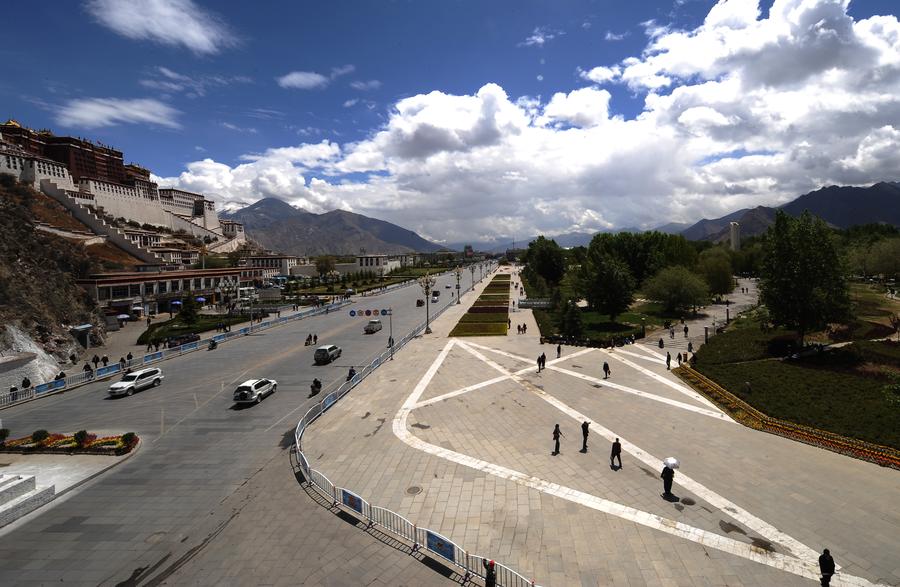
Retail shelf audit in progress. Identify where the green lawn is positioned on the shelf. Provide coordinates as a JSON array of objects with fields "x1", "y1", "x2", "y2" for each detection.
[{"x1": 459, "y1": 312, "x2": 508, "y2": 323}]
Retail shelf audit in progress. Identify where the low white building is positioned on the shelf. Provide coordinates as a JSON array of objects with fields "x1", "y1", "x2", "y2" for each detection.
[
  {"x1": 1, "y1": 145, "x2": 76, "y2": 191},
  {"x1": 356, "y1": 254, "x2": 400, "y2": 275},
  {"x1": 245, "y1": 255, "x2": 302, "y2": 276}
]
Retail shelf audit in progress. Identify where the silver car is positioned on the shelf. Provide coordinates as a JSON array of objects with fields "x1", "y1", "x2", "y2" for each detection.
[
  {"x1": 233, "y1": 378, "x2": 277, "y2": 404},
  {"x1": 109, "y1": 367, "x2": 164, "y2": 397}
]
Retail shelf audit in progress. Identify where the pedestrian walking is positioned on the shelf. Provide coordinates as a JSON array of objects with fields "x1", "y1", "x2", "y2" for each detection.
[
  {"x1": 517, "y1": 325, "x2": 521, "y2": 334},
  {"x1": 658, "y1": 338, "x2": 664, "y2": 349},
  {"x1": 687, "y1": 341, "x2": 693, "y2": 353},
  {"x1": 661, "y1": 464, "x2": 675, "y2": 496},
  {"x1": 603, "y1": 361, "x2": 610, "y2": 379},
  {"x1": 146, "y1": 316, "x2": 151, "y2": 327},
  {"x1": 92, "y1": 354, "x2": 100, "y2": 368},
  {"x1": 21, "y1": 377, "x2": 31, "y2": 392},
  {"x1": 101, "y1": 355, "x2": 109, "y2": 366},
  {"x1": 483, "y1": 559, "x2": 497, "y2": 587},
  {"x1": 666, "y1": 352, "x2": 671, "y2": 370},
  {"x1": 83, "y1": 363, "x2": 94, "y2": 379},
  {"x1": 552, "y1": 424, "x2": 563, "y2": 455},
  {"x1": 610, "y1": 438, "x2": 622, "y2": 468},
  {"x1": 557, "y1": 344, "x2": 561, "y2": 359},
  {"x1": 507, "y1": 318, "x2": 511, "y2": 328},
  {"x1": 819, "y1": 549, "x2": 835, "y2": 587},
  {"x1": 581, "y1": 421, "x2": 589, "y2": 452},
  {"x1": 683, "y1": 324, "x2": 689, "y2": 338},
  {"x1": 523, "y1": 324, "x2": 527, "y2": 334},
  {"x1": 537, "y1": 355, "x2": 542, "y2": 373},
  {"x1": 147, "y1": 341, "x2": 153, "y2": 352},
  {"x1": 676, "y1": 353, "x2": 682, "y2": 367},
  {"x1": 126, "y1": 352, "x2": 133, "y2": 362},
  {"x1": 669, "y1": 327, "x2": 675, "y2": 339},
  {"x1": 119, "y1": 357, "x2": 126, "y2": 368}
]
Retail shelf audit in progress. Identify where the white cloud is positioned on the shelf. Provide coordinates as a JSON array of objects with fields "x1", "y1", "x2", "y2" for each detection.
[
  {"x1": 139, "y1": 66, "x2": 251, "y2": 98},
  {"x1": 220, "y1": 122, "x2": 258, "y2": 134},
  {"x1": 604, "y1": 30, "x2": 628, "y2": 41},
  {"x1": 158, "y1": 0, "x2": 900, "y2": 243},
  {"x1": 277, "y1": 71, "x2": 329, "y2": 90},
  {"x1": 85, "y1": 0, "x2": 234, "y2": 55},
  {"x1": 331, "y1": 64, "x2": 356, "y2": 78},
  {"x1": 343, "y1": 99, "x2": 359, "y2": 108},
  {"x1": 56, "y1": 97, "x2": 180, "y2": 129},
  {"x1": 519, "y1": 27, "x2": 564, "y2": 47},
  {"x1": 350, "y1": 80, "x2": 382, "y2": 91}
]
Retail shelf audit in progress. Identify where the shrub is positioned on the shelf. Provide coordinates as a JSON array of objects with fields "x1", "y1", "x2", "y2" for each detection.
[
  {"x1": 74, "y1": 430, "x2": 89, "y2": 448},
  {"x1": 0, "y1": 428, "x2": 9, "y2": 446},
  {"x1": 31, "y1": 429, "x2": 50, "y2": 444}
]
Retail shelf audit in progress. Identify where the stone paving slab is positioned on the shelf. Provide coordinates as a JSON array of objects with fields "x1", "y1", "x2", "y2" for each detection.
[{"x1": 303, "y1": 270, "x2": 900, "y2": 587}]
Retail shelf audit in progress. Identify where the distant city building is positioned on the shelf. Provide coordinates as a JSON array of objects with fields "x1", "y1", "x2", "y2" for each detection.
[
  {"x1": 245, "y1": 255, "x2": 302, "y2": 277},
  {"x1": 729, "y1": 221, "x2": 741, "y2": 251}
]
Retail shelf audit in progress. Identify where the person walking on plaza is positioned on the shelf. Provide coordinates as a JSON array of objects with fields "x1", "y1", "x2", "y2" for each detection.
[
  {"x1": 101, "y1": 355, "x2": 109, "y2": 366},
  {"x1": 483, "y1": 559, "x2": 497, "y2": 587},
  {"x1": 666, "y1": 352, "x2": 671, "y2": 370},
  {"x1": 556, "y1": 344, "x2": 561, "y2": 359},
  {"x1": 688, "y1": 341, "x2": 693, "y2": 354},
  {"x1": 21, "y1": 376, "x2": 31, "y2": 391},
  {"x1": 537, "y1": 355, "x2": 542, "y2": 373},
  {"x1": 819, "y1": 549, "x2": 835, "y2": 586},
  {"x1": 676, "y1": 353, "x2": 682, "y2": 367},
  {"x1": 661, "y1": 464, "x2": 675, "y2": 497},
  {"x1": 658, "y1": 338, "x2": 664, "y2": 349},
  {"x1": 552, "y1": 424, "x2": 563, "y2": 455},
  {"x1": 581, "y1": 421, "x2": 589, "y2": 452},
  {"x1": 683, "y1": 324, "x2": 689, "y2": 338},
  {"x1": 522, "y1": 323, "x2": 527, "y2": 334},
  {"x1": 83, "y1": 363, "x2": 93, "y2": 379},
  {"x1": 91, "y1": 354, "x2": 100, "y2": 368},
  {"x1": 540, "y1": 353, "x2": 546, "y2": 371},
  {"x1": 669, "y1": 327, "x2": 675, "y2": 339},
  {"x1": 126, "y1": 352, "x2": 133, "y2": 362},
  {"x1": 610, "y1": 438, "x2": 622, "y2": 469},
  {"x1": 119, "y1": 357, "x2": 126, "y2": 369},
  {"x1": 603, "y1": 361, "x2": 610, "y2": 379}
]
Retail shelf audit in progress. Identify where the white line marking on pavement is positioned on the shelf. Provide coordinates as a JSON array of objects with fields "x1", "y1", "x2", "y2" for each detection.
[
  {"x1": 614, "y1": 348, "x2": 666, "y2": 365},
  {"x1": 391, "y1": 340, "x2": 880, "y2": 586},
  {"x1": 603, "y1": 350, "x2": 725, "y2": 413}
]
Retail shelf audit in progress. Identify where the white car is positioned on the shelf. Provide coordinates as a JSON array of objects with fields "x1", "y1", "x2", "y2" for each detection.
[
  {"x1": 233, "y1": 378, "x2": 277, "y2": 404},
  {"x1": 431, "y1": 295, "x2": 439, "y2": 304},
  {"x1": 109, "y1": 367, "x2": 164, "y2": 397},
  {"x1": 364, "y1": 319, "x2": 383, "y2": 334}
]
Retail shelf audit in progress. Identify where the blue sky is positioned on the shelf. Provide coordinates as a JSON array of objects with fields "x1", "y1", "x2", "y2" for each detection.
[{"x1": 3, "y1": 0, "x2": 899, "y2": 243}]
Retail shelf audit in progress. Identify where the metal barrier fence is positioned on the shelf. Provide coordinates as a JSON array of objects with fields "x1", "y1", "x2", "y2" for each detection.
[
  {"x1": 293, "y1": 269, "x2": 537, "y2": 586},
  {"x1": 0, "y1": 300, "x2": 351, "y2": 409}
]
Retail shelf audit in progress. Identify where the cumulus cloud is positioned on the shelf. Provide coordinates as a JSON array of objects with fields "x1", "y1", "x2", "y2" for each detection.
[
  {"x1": 159, "y1": 0, "x2": 900, "y2": 244},
  {"x1": 85, "y1": 0, "x2": 234, "y2": 55},
  {"x1": 56, "y1": 97, "x2": 180, "y2": 129}
]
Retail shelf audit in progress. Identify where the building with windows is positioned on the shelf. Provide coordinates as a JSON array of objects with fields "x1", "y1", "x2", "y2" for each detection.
[
  {"x1": 77, "y1": 268, "x2": 243, "y2": 315},
  {"x1": 356, "y1": 254, "x2": 400, "y2": 275},
  {"x1": 245, "y1": 255, "x2": 302, "y2": 276},
  {"x1": 149, "y1": 247, "x2": 200, "y2": 266}
]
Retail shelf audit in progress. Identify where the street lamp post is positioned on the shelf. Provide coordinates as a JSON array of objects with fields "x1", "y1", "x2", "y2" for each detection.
[
  {"x1": 417, "y1": 272, "x2": 436, "y2": 334},
  {"x1": 455, "y1": 266, "x2": 462, "y2": 304},
  {"x1": 469, "y1": 264, "x2": 475, "y2": 292}
]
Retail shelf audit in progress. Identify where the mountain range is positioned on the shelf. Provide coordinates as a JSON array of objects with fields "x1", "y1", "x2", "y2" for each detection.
[
  {"x1": 221, "y1": 198, "x2": 442, "y2": 256},
  {"x1": 678, "y1": 181, "x2": 900, "y2": 243}
]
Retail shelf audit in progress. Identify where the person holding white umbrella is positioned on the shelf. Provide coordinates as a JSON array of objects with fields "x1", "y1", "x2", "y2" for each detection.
[{"x1": 661, "y1": 457, "x2": 679, "y2": 498}]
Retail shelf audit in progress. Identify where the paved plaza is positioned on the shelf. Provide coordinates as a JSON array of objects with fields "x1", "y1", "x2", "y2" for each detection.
[{"x1": 304, "y1": 270, "x2": 900, "y2": 587}]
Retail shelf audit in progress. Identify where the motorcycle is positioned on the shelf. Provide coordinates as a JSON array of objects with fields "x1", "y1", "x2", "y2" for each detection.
[
  {"x1": 310, "y1": 379, "x2": 322, "y2": 396},
  {"x1": 208, "y1": 340, "x2": 218, "y2": 351}
]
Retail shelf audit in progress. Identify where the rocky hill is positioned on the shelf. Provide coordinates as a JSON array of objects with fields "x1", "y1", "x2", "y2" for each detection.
[
  {"x1": 0, "y1": 175, "x2": 108, "y2": 385},
  {"x1": 222, "y1": 198, "x2": 442, "y2": 255}
]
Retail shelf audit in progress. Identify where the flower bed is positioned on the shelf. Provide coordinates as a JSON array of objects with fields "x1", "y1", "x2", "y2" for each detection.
[
  {"x1": 467, "y1": 305, "x2": 508, "y2": 313},
  {"x1": 0, "y1": 431, "x2": 139, "y2": 456},
  {"x1": 449, "y1": 323, "x2": 508, "y2": 336}
]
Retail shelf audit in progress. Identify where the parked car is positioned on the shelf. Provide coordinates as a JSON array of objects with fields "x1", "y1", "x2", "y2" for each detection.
[
  {"x1": 416, "y1": 299, "x2": 425, "y2": 307},
  {"x1": 167, "y1": 333, "x2": 201, "y2": 348},
  {"x1": 233, "y1": 378, "x2": 277, "y2": 404},
  {"x1": 109, "y1": 367, "x2": 164, "y2": 397},
  {"x1": 364, "y1": 319, "x2": 383, "y2": 334},
  {"x1": 314, "y1": 344, "x2": 342, "y2": 365}
]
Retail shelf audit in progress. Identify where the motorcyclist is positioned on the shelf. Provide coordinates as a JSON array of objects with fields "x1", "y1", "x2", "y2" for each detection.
[
  {"x1": 310, "y1": 378, "x2": 322, "y2": 395},
  {"x1": 208, "y1": 339, "x2": 217, "y2": 350},
  {"x1": 346, "y1": 367, "x2": 356, "y2": 381}
]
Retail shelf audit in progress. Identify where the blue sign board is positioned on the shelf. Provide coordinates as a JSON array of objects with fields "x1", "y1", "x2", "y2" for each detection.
[
  {"x1": 34, "y1": 379, "x2": 66, "y2": 395},
  {"x1": 181, "y1": 342, "x2": 199, "y2": 351},
  {"x1": 426, "y1": 531, "x2": 456, "y2": 563},
  {"x1": 380, "y1": 309, "x2": 387, "y2": 316},
  {"x1": 96, "y1": 365, "x2": 120, "y2": 378},
  {"x1": 349, "y1": 310, "x2": 356, "y2": 316},
  {"x1": 341, "y1": 489, "x2": 364, "y2": 514},
  {"x1": 144, "y1": 352, "x2": 164, "y2": 363}
]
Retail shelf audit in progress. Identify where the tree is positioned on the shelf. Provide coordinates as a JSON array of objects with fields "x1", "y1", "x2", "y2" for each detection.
[
  {"x1": 177, "y1": 293, "x2": 199, "y2": 324},
  {"x1": 315, "y1": 256, "x2": 336, "y2": 278},
  {"x1": 524, "y1": 236, "x2": 565, "y2": 285},
  {"x1": 759, "y1": 211, "x2": 850, "y2": 345},
  {"x1": 869, "y1": 238, "x2": 900, "y2": 280},
  {"x1": 559, "y1": 299, "x2": 583, "y2": 337},
  {"x1": 644, "y1": 266, "x2": 709, "y2": 313},
  {"x1": 697, "y1": 247, "x2": 734, "y2": 298},
  {"x1": 582, "y1": 251, "x2": 635, "y2": 321}
]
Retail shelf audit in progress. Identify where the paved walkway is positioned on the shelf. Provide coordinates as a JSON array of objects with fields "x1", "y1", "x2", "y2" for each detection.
[{"x1": 302, "y1": 270, "x2": 900, "y2": 587}]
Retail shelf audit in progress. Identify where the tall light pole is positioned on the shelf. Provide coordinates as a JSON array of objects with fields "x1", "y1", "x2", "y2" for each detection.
[
  {"x1": 455, "y1": 266, "x2": 462, "y2": 304},
  {"x1": 417, "y1": 272, "x2": 435, "y2": 334},
  {"x1": 469, "y1": 264, "x2": 475, "y2": 293},
  {"x1": 388, "y1": 307, "x2": 394, "y2": 360}
]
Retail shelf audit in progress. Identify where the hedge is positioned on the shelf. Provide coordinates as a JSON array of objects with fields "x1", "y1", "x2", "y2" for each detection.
[
  {"x1": 460, "y1": 312, "x2": 509, "y2": 323},
  {"x1": 467, "y1": 305, "x2": 508, "y2": 313},
  {"x1": 449, "y1": 322, "x2": 508, "y2": 336}
]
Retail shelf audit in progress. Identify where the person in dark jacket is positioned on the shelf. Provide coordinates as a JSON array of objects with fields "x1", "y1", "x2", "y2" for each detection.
[
  {"x1": 581, "y1": 421, "x2": 589, "y2": 452},
  {"x1": 603, "y1": 361, "x2": 610, "y2": 379},
  {"x1": 661, "y1": 465, "x2": 675, "y2": 496},
  {"x1": 610, "y1": 438, "x2": 622, "y2": 469},
  {"x1": 552, "y1": 424, "x2": 563, "y2": 455},
  {"x1": 819, "y1": 549, "x2": 835, "y2": 586},
  {"x1": 483, "y1": 559, "x2": 496, "y2": 587},
  {"x1": 21, "y1": 376, "x2": 31, "y2": 390}
]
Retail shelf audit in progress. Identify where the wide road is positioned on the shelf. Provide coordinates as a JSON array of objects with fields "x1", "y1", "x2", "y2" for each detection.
[{"x1": 0, "y1": 268, "x2": 489, "y2": 586}]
